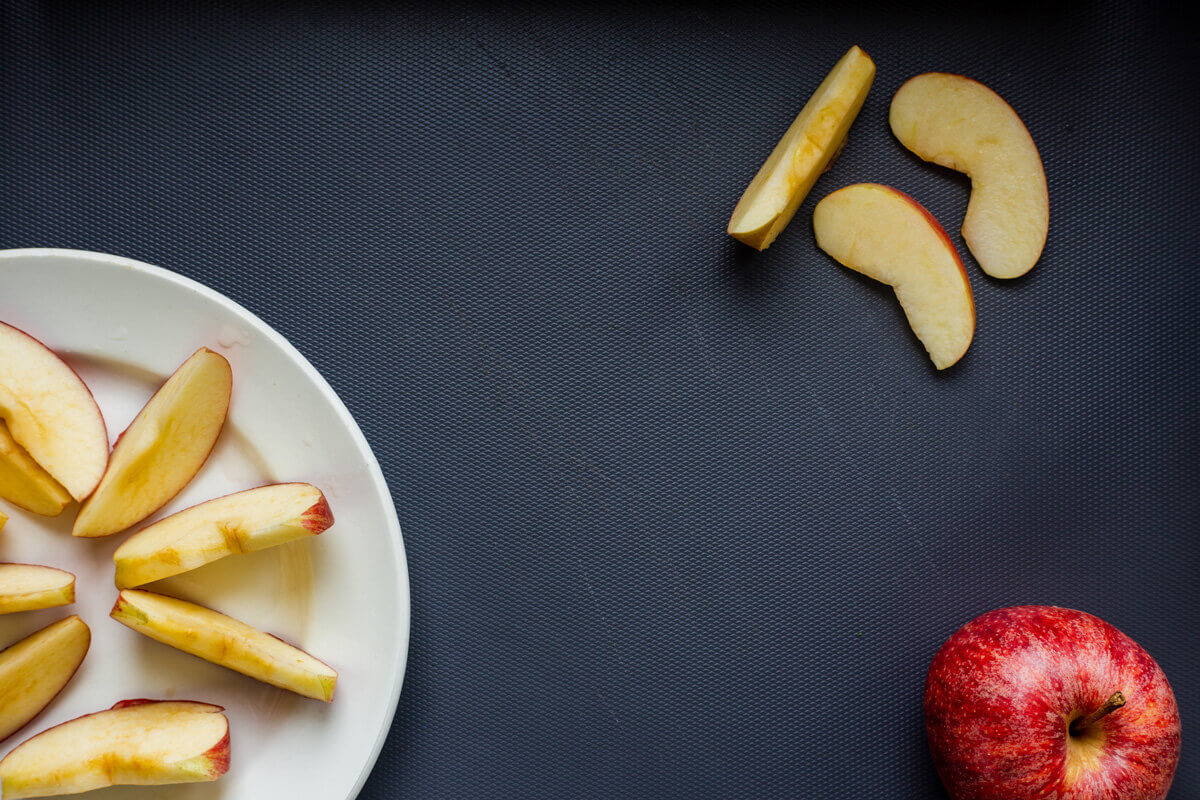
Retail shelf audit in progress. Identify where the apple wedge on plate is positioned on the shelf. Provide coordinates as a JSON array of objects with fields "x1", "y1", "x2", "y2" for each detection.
[
  {"x1": 890, "y1": 73, "x2": 1048, "y2": 279},
  {"x1": 0, "y1": 616, "x2": 91, "y2": 743},
  {"x1": 813, "y1": 183, "x2": 975, "y2": 369},
  {"x1": 0, "y1": 422, "x2": 74, "y2": 517},
  {"x1": 0, "y1": 700, "x2": 229, "y2": 799},
  {"x1": 0, "y1": 564, "x2": 76, "y2": 614},
  {"x1": 112, "y1": 589, "x2": 337, "y2": 702},
  {"x1": 73, "y1": 347, "x2": 232, "y2": 538},
  {"x1": 114, "y1": 483, "x2": 335, "y2": 588},
  {"x1": 0, "y1": 321, "x2": 109, "y2": 511}
]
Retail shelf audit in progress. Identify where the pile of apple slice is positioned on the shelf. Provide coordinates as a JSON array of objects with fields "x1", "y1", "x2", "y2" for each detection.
[
  {"x1": 0, "y1": 322, "x2": 338, "y2": 797},
  {"x1": 729, "y1": 47, "x2": 1049, "y2": 370}
]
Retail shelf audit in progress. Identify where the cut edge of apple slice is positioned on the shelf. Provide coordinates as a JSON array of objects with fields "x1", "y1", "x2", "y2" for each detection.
[
  {"x1": 73, "y1": 347, "x2": 233, "y2": 538},
  {"x1": 728, "y1": 44, "x2": 877, "y2": 250},
  {"x1": 0, "y1": 321, "x2": 109, "y2": 501},
  {"x1": 0, "y1": 615, "x2": 91, "y2": 744},
  {"x1": 113, "y1": 482, "x2": 334, "y2": 588},
  {"x1": 0, "y1": 419, "x2": 74, "y2": 517},
  {"x1": 111, "y1": 589, "x2": 338, "y2": 702},
  {"x1": 0, "y1": 699, "x2": 229, "y2": 799},
  {"x1": 0, "y1": 563, "x2": 76, "y2": 615},
  {"x1": 813, "y1": 182, "x2": 975, "y2": 370},
  {"x1": 889, "y1": 72, "x2": 1048, "y2": 279}
]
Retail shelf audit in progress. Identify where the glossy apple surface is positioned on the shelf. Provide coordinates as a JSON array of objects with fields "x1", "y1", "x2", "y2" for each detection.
[{"x1": 926, "y1": 606, "x2": 1180, "y2": 800}]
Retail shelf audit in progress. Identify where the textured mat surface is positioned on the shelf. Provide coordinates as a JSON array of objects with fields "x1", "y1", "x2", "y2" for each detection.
[{"x1": 2, "y1": 2, "x2": 1197, "y2": 798}]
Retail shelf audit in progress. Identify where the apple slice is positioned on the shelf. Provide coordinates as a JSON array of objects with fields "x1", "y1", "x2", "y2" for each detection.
[
  {"x1": 728, "y1": 45, "x2": 876, "y2": 251},
  {"x1": 0, "y1": 700, "x2": 229, "y2": 798},
  {"x1": 0, "y1": 421, "x2": 73, "y2": 516},
  {"x1": 114, "y1": 483, "x2": 334, "y2": 588},
  {"x1": 0, "y1": 322, "x2": 108, "y2": 502},
  {"x1": 0, "y1": 508, "x2": 5, "y2": 530},
  {"x1": 73, "y1": 347, "x2": 232, "y2": 538},
  {"x1": 813, "y1": 183, "x2": 975, "y2": 369},
  {"x1": 889, "y1": 73, "x2": 1048, "y2": 279},
  {"x1": 0, "y1": 616, "x2": 90, "y2": 743},
  {"x1": 112, "y1": 589, "x2": 337, "y2": 701},
  {"x1": 0, "y1": 564, "x2": 75, "y2": 614}
]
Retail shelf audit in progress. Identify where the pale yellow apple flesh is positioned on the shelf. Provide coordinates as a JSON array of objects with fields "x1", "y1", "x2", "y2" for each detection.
[
  {"x1": 0, "y1": 616, "x2": 91, "y2": 743},
  {"x1": 813, "y1": 183, "x2": 975, "y2": 369},
  {"x1": 0, "y1": 564, "x2": 76, "y2": 615},
  {"x1": 0, "y1": 322, "x2": 108, "y2": 502},
  {"x1": 728, "y1": 45, "x2": 876, "y2": 251},
  {"x1": 112, "y1": 589, "x2": 337, "y2": 702},
  {"x1": 889, "y1": 73, "x2": 1048, "y2": 279},
  {"x1": 73, "y1": 348, "x2": 232, "y2": 538},
  {"x1": 0, "y1": 421, "x2": 73, "y2": 516},
  {"x1": 114, "y1": 482, "x2": 335, "y2": 588},
  {"x1": 0, "y1": 700, "x2": 229, "y2": 799}
]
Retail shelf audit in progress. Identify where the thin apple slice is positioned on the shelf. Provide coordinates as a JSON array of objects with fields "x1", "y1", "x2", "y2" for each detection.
[
  {"x1": 114, "y1": 483, "x2": 334, "y2": 588},
  {"x1": 728, "y1": 45, "x2": 876, "y2": 251},
  {"x1": 112, "y1": 589, "x2": 337, "y2": 701},
  {"x1": 889, "y1": 73, "x2": 1048, "y2": 279},
  {"x1": 0, "y1": 564, "x2": 75, "y2": 615},
  {"x1": 0, "y1": 420, "x2": 73, "y2": 516},
  {"x1": 0, "y1": 616, "x2": 90, "y2": 743},
  {"x1": 0, "y1": 322, "x2": 108, "y2": 502},
  {"x1": 73, "y1": 347, "x2": 232, "y2": 538},
  {"x1": 0, "y1": 699, "x2": 229, "y2": 798},
  {"x1": 813, "y1": 183, "x2": 975, "y2": 369}
]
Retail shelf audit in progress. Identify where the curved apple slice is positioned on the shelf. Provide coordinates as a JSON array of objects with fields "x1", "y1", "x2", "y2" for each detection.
[
  {"x1": 0, "y1": 322, "x2": 108, "y2": 502},
  {"x1": 73, "y1": 347, "x2": 232, "y2": 538},
  {"x1": 814, "y1": 183, "x2": 975, "y2": 369},
  {"x1": 0, "y1": 564, "x2": 76, "y2": 615},
  {"x1": 112, "y1": 589, "x2": 337, "y2": 701},
  {"x1": 0, "y1": 699, "x2": 229, "y2": 799},
  {"x1": 728, "y1": 45, "x2": 876, "y2": 250},
  {"x1": 114, "y1": 483, "x2": 334, "y2": 588},
  {"x1": 0, "y1": 616, "x2": 91, "y2": 743},
  {"x1": 0, "y1": 421, "x2": 73, "y2": 516},
  {"x1": 890, "y1": 73, "x2": 1048, "y2": 279}
]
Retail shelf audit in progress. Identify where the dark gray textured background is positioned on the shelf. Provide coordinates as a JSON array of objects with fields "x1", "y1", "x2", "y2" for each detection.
[{"x1": 2, "y1": 1, "x2": 1197, "y2": 797}]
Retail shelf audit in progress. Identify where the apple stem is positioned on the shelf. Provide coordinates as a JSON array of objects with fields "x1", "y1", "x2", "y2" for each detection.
[{"x1": 1070, "y1": 692, "x2": 1126, "y2": 736}]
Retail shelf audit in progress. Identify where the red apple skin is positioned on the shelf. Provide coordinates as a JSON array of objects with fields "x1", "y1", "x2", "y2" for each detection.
[
  {"x1": 925, "y1": 606, "x2": 1180, "y2": 800},
  {"x1": 299, "y1": 493, "x2": 335, "y2": 532}
]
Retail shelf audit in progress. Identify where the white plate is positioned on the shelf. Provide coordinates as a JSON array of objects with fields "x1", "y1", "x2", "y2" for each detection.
[{"x1": 0, "y1": 249, "x2": 409, "y2": 800}]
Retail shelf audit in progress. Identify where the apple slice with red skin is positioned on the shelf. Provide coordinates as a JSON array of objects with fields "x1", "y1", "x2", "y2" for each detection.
[
  {"x1": 114, "y1": 482, "x2": 335, "y2": 588},
  {"x1": 0, "y1": 699, "x2": 229, "y2": 798},
  {"x1": 926, "y1": 606, "x2": 1180, "y2": 800},
  {"x1": 73, "y1": 347, "x2": 232, "y2": 538},
  {"x1": 0, "y1": 421, "x2": 73, "y2": 517},
  {"x1": 0, "y1": 564, "x2": 75, "y2": 614},
  {"x1": 112, "y1": 589, "x2": 337, "y2": 701},
  {"x1": 813, "y1": 183, "x2": 975, "y2": 369},
  {"x1": 0, "y1": 616, "x2": 91, "y2": 743},
  {"x1": 0, "y1": 322, "x2": 108, "y2": 504},
  {"x1": 890, "y1": 73, "x2": 1048, "y2": 279}
]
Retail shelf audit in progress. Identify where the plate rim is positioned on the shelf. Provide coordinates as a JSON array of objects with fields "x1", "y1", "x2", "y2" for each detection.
[{"x1": 0, "y1": 247, "x2": 410, "y2": 800}]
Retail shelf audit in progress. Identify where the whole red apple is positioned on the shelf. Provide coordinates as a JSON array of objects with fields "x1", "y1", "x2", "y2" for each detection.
[{"x1": 925, "y1": 606, "x2": 1180, "y2": 800}]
